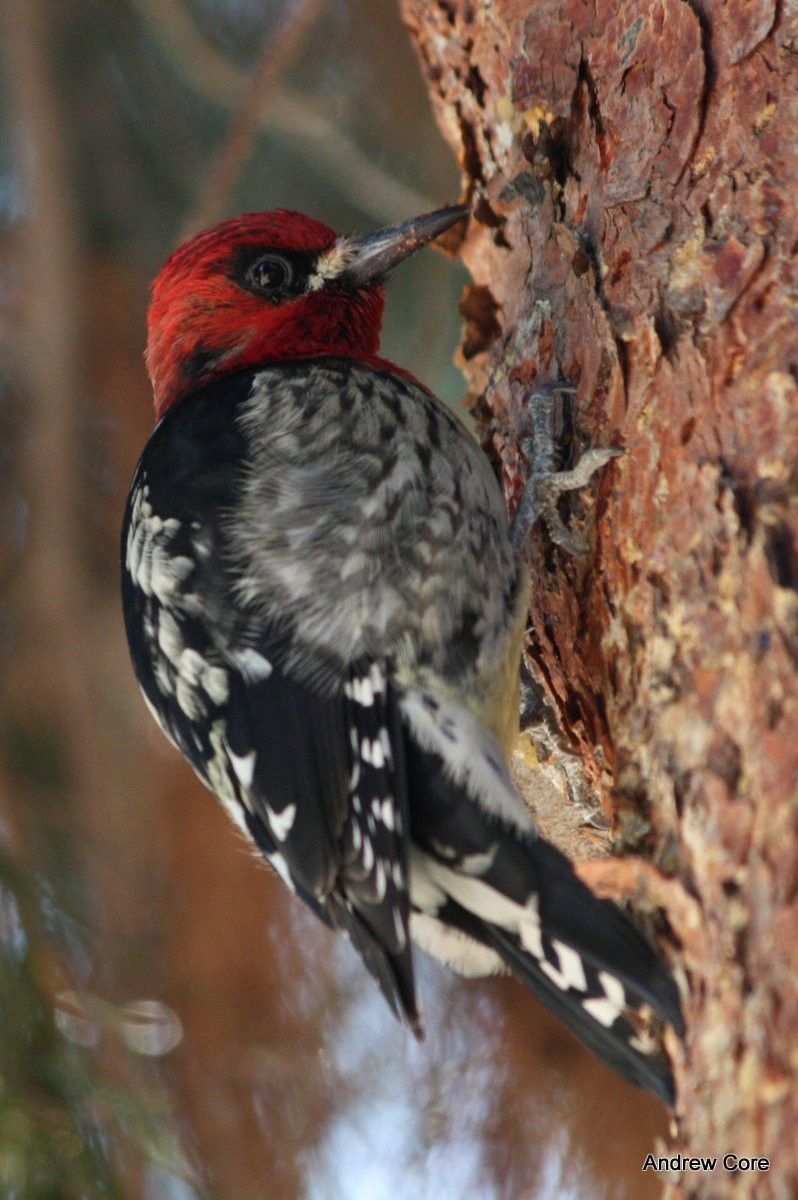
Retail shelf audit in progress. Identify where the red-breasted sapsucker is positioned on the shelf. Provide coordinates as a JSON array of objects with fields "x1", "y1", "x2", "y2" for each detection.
[{"x1": 121, "y1": 204, "x2": 682, "y2": 1102}]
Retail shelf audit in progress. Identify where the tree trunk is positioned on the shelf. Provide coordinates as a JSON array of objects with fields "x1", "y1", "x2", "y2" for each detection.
[{"x1": 400, "y1": 1, "x2": 798, "y2": 1196}]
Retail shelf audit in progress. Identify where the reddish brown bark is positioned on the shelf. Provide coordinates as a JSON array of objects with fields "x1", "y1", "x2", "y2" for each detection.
[{"x1": 401, "y1": 1, "x2": 798, "y2": 1196}]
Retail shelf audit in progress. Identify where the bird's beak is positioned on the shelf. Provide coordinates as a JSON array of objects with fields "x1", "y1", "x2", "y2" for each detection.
[{"x1": 334, "y1": 204, "x2": 470, "y2": 289}]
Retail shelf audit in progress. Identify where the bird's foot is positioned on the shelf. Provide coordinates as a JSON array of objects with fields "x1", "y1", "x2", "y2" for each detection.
[{"x1": 509, "y1": 380, "x2": 621, "y2": 555}]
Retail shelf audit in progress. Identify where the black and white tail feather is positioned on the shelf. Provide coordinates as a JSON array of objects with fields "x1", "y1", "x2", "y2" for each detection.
[{"x1": 397, "y1": 683, "x2": 682, "y2": 1102}]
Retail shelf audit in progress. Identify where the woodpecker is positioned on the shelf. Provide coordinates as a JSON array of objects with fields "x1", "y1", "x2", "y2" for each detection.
[{"x1": 121, "y1": 204, "x2": 682, "y2": 1102}]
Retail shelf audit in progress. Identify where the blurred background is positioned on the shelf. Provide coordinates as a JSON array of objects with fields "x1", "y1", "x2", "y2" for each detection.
[{"x1": 0, "y1": 1, "x2": 667, "y2": 1197}]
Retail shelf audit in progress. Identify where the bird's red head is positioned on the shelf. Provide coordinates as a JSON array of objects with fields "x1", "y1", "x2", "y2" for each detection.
[{"x1": 146, "y1": 204, "x2": 469, "y2": 418}]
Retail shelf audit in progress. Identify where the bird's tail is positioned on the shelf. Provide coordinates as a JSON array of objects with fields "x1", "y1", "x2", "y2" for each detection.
[{"x1": 400, "y1": 687, "x2": 683, "y2": 1104}]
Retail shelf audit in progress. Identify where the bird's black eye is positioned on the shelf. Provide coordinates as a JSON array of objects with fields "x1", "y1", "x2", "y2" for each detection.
[{"x1": 245, "y1": 254, "x2": 293, "y2": 296}]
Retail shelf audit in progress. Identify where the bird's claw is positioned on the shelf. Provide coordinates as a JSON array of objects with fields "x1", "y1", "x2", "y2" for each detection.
[{"x1": 509, "y1": 382, "x2": 621, "y2": 553}]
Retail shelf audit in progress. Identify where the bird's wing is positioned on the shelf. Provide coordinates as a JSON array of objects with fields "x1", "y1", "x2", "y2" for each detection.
[
  {"x1": 221, "y1": 646, "x2": 420, "y2": 1032},
  {"x1": 125, "y1": 555, "x2": 421, "y2": 1029},
  {"x1": 120, "y1": 374, "x2": 420, "y2": 1028}
]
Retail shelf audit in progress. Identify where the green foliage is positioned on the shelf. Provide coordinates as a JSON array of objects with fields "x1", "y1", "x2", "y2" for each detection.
[{"x1": 0, "y1": 853, "x2": 203, "y2": 1200}]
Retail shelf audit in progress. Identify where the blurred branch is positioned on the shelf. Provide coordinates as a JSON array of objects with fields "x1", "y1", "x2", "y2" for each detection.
[
  {"x1": 179, "y1": 0, "x2": 325, "y2": 239},
  {"x1": 130, "y1": 0, "x2": 436, "y2": 228},
  {"x1": 0, "y1": 0, "x2": 102, "y2": 789},
  {"x1": 269, "y1": 93, "x2": 438, "y2": 223},
  {"x1": 0, "y1": 0, "x2": 163, "y2": 1017}
]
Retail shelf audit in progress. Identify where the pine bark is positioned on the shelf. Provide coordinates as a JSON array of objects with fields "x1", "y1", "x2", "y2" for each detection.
[{"x1": 400, "y1": 2, "x2": 798, "y2": 1196}]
